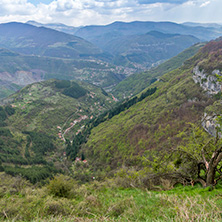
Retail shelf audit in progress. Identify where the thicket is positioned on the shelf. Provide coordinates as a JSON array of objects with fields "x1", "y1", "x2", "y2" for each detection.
[
  {"x1": 62, "y1": 82, "x2": 88, "y2": 99},
  {"x1": 54, "y1": 80, "x2": 71, "y2": 89},
  {"x1": 23, "y1": 131, "x2": 56, "y2": 155},
  {"x1": 4, "y1": 165, "x2": 57, "y2": 184}
]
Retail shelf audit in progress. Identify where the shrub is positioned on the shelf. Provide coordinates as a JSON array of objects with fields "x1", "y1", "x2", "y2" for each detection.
[{"x1": 47, "y1": 175, "x2": 75, "y2": 198}]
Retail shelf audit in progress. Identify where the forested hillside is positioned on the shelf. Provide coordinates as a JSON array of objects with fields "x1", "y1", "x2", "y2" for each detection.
[
  {"x1": 112, "y1": 43, "x2": 205, "y2": 99},
  {"x1": 0, "y1": 79, "x2": 115, "y2": 183},
  {"x1": 76, "y1": 38, "x2": 222, "y2": 187}
]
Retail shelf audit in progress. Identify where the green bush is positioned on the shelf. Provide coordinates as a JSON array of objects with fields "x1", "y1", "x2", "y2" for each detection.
[{"x1": 47, "y1": 175, "x2": 75, "y2": 198}]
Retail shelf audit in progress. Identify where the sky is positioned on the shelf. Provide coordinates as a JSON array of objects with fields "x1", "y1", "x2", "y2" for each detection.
[{"x1": 0, "y1": 0, "x2": 221, "y2": 27}]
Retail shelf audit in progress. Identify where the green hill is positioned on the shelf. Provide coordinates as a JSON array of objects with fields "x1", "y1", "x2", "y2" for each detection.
[
  {"x1": 77, "y1": 38, "x2": 222, "y2": 184},
  {"x1": 112, "y1": 43, "x2": 205, "y2": 99},
  {"x1": 0, "y1": 79, "x2": 115, "y2": 182}
]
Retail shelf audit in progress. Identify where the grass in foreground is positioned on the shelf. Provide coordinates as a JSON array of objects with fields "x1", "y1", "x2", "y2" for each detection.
[{"x1": 0, "y1": 173, "x2": 222, "y2": 221}]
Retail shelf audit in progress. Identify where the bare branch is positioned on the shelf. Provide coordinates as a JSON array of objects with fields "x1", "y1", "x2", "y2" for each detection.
[{"x1": 201, "y1": 138, "x2": 213, "y2": 170}]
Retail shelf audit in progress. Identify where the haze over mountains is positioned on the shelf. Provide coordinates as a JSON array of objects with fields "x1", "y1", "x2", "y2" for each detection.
[
  {"x1": 1, "y1": 20, "x2": 216, "y2": 100},
  {"x1": 0, "y1": 22, "x2": 104, "y2": 60}
]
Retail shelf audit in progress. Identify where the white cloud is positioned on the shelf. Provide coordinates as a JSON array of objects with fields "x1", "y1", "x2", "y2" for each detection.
[
  {"x1": 200, "y1": 1, "x2": 210, "y2": 7},
  {"x1": 0, "y1": 0, "x2": 221, "y2": 26}
]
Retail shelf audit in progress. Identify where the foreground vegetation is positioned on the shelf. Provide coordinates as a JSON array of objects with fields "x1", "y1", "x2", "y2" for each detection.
[{"x1": 0, "y1": 172, "x2": 222, "y2": 221}]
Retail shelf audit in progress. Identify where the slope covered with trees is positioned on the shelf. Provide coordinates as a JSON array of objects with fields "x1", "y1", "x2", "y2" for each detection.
[
  {"x1": 78, "y1": 38, "x2": 222, "y2": 187},
  {"x1": 0, "y1": 79, "x2": 115, "y2": 182}
]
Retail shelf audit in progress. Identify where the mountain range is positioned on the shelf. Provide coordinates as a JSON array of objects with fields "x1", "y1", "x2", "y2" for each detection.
[
  {"x1": 0, "y1": 22, "x2": 106, "y2": 60},
  {"x1": 0, "y1": 21, "x2": 209, "y2": 100}
]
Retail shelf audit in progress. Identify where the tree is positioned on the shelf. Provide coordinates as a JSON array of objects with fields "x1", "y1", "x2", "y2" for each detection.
[{"x1": 174, "y1": 124, "x2": 222, "y2": 187}]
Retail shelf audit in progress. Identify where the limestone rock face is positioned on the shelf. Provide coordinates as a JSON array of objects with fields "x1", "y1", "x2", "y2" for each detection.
[
  {"x1": 193, "y1": 66, "x2": 222, "y2": 95},
  {"x1": 193, "y1": 66, "x2": 222, "y2": 136},
  {"x1": 202, "y1": 113, "x2": 219, "y2": 137}
]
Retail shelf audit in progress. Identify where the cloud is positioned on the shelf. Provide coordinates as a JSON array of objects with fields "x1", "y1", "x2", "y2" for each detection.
[
  {"x1": 200, "y1": 1, "x2": 210, "y2": 7},
  {"x1": 0, "y1": 0, "x2": 221, "y2": 26},
  {"x1": 138, "y1": 0, "x2": 187, "y2": 4}
]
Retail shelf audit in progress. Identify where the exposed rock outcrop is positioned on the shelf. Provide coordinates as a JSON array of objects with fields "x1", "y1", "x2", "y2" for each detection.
[
  {"x1": 202, "y1": 113, "x2": 219, "y2": 137},
  {"x1": 193, "y1": 66, "x2": 222, "y2": 136},
  {"x1": 0, "y1": 70, "x2": 45, "y2": 86},
  {"x1": 193, "y1": 66, "x2": 222, "y2": 95}
]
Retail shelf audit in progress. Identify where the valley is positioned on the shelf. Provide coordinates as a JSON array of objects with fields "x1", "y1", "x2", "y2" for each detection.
[
  {"x1": 0, "y1": 20, "x2": 212, "y2": 101},
  {"x1": 1, "y1": 18, "x2": 222, "y2": 221}
]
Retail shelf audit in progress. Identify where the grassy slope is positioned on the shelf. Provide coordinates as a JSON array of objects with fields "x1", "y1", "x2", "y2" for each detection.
[
  {"x1": 83, "y1": 44, "x2": 217, "y2": 175},
  {"x1": 112, "y1": 43, "x2": 205, "y2": 99},
  {"x1": 0, "y1": 172, "x2": 221, "y2": 221}
]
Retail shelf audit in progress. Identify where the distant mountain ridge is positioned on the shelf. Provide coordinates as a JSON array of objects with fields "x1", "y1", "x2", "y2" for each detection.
[
  {"x1": 26, "y1": 20, "x2": 80, "y2": 35},
  {"x1": 0, "y1": 22, "x2": 108, "y2": 60},
  {"x1": 182, "y1": 22, "x2": 222, "y2": 29},
  {"x1": 74, "y1": 21, "x2": 221, "y2": 69},
  {"x1": 27, "y1": 20, "x2": 222, "y2": 70},
  {"x1": 104, "y1": 31, "x2": 199, "y2": 68},
  {"x1": 75, "y1": 21, "x2": 222, "y2": 45}
]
